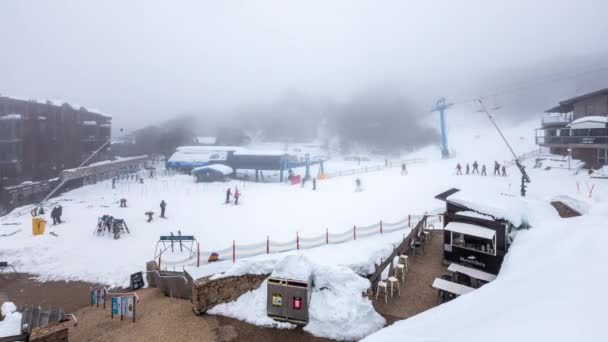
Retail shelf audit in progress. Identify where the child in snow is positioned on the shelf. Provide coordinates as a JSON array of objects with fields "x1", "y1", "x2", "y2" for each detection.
[
  {"x1": 481, "y1": 164, "x2": 487, "y2": 176},
  {"x1": 234, "y1": 187, "x2": 240, "y2": 205},
  {"x1": 456, "y1": 163, "x2": 462, "y2": 175}
]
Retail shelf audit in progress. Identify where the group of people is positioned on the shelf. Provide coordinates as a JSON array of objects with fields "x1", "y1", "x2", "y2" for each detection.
[
  {"x1": 225, "y1": 187, "x2": 241, "y2": 205},
  {"x1": 97, "y1": 215, "x2": 130, "y2": 239},
  {"x1": 456, "y1": 161, "x2": 507, "y2": 176}
]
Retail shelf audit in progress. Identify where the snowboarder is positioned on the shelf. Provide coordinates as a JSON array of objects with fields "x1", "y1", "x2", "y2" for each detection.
[
  {"x1": 481, "y1": 164, "x2": 487, "y2": 176},
  {"x1": 145, "y1": 211, "x2": 154, "y2": 222},
  {"x1": 234, "y1": 187, "x2": 240, "y2": 205},
  {"x1": 466, "y1": 164, "x2": 470, "y2": 175},
  {"x1": 401, "y1": 162, "x2": 407, "y2": 175},
  {"x1": 472, "y1": 161, "x2": 479, "y2": 173},
  {"x1": 456, "y1": 163, "x2": 462, "y2": 175},
  {"x1": 494, "y1": 161, "x2": 500, "y2": 176},
  {"x1": 312, "y1": 177, "x2": 317, "y2": 191},
  {"x1": 51, "y1": 207, "x2": 58, "y2": 225},
  {"x1": 120, "y1": 198, "x2": 127, "y2": 207},
  {"x1": 502, "y1": 165, "x2": 507, "y2": 177},
  {"x1": 160, "y1": 200, "x2": 167, "y2": 218},
  {"x1": 225, "y1": 188, "x2": 232, "y2": 204},
  {"x1": 38, "y1": 206, "x2": 44, "y2": 215}
]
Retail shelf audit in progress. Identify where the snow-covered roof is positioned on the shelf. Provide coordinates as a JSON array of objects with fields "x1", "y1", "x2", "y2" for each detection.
[
  {"x1": 168, "y1": 150, "x2": 228, "y2": 164},
  {"x1": 194, "y1": 136, "x2": 217, "y2": 145},
  {"x1": 176, "y1": 145, "x2": 245, "y2": 153},
  {"x1": 192, "y1": 164, "x2": 233, "y2": 175},
  {"x1": 82, "y1": 120, "x2": 98, "y2": 126},
  {"x1": 456, "y1": 211, "x2": 495, "y2": 220},
  {"x1": 233, "y1": 150, "x2": 289, "y2": 156},
  {"x1": 270, "y1": 255, "x2": 313, "y2": 281},
  {"x1": 445, "y1": 222, "x2": 496, "y2": 240},
  {"x1": 1, "y1": 114, "x2": 22, "y2": 120},
  {"x1": 447, "y1": 190, "x2": 526, "y2": 227},
  {"x1": 567, "y1": 116, "x2": 608, "y2": 129}
]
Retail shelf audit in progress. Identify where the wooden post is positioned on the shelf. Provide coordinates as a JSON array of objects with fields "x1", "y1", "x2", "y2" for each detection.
[
  {"x1": 326, "y1": 228, "x2": 329, "y2": 244},
  {"x1": 353, "y1": 225, "x2": 356, "y2": 240},
  {"x1": 267, "y1": 236, "x2": 270, "y2": 254},
  {"x1": 232, "y1": 240, "x2": 236, "y2": 263},
  {"x1": 380, "y1": 220, "x2": 383, "y2": 235},
  {"x1": 196, "y1": 242, "x2": 200, "y2": 267},
  {"x1": 133, "y1": 297, "x2": 136, "y2": 323},
  {"x1": 297, "y1": 232, "x2": 300, "y2": 250}
]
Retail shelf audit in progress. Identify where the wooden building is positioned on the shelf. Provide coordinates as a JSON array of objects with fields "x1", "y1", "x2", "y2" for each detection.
[{"x1": 535, "y1": 89, "x2": 608, "y2": 167}]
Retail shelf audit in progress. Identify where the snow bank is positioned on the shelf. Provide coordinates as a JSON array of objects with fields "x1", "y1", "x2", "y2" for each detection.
[
  {"x1": 363, "y1": 201, "x2": 608, "y2": 342},
  {"x1": 208, "y1": 255, "x2": 385, "y2": 341},
  {"x1": 448, "y1": 189, "x2": 527, "y2": 227},
  {"x1": 271, "y1": 255, "x2": 313, "y2": 281},
  {"x1": 0, "y1": 302, "x2": 22, "y2": 338}
]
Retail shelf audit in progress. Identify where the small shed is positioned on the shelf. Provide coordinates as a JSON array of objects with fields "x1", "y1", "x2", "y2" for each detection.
[
  {"x1": 192, "y1": 164, "x2": 233, "y2": 183},
  {"x1": 435, "y1": 188, "x2": 521, "y2": 275}
]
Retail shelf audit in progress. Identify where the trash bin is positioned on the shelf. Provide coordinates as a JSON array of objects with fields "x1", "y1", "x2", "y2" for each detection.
[
  {"x1": 32, "y1": 217, "x2": 46, "y2": 235},
  {"x1": 267, "y1": 275, "x2": 312, "y2": 325}
]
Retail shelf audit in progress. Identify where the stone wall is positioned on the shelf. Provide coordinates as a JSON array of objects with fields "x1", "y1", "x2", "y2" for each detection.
[
  {"x1": 192, "y1": 274, "x2": 268, "y2": 314},
  {"x1": 30, "y1": 322, "x2": 69, "y2": 342}
]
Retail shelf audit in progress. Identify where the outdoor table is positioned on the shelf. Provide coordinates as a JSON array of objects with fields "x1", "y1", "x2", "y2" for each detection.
[
  {"x1": 448, "y1": 263, "x2": 497, "y2": 286},
  {"x1": 432, "y1": 277, "x2": 474, "y2": 304}
]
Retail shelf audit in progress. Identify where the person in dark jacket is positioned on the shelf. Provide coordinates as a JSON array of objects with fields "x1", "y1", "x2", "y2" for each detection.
[
  {"x1": 51, "y1": 207, "x2": 58, "y2": 225},
  {"x1": 312, "y1": 178, "x2": 317, "y2": 191},
  {"x1": 494, "y1": 161, "x2": 500, "y2": 176},
  {"x1": 57, "y1": 205, "x2": 63, "y2": 223},
  {"x1": 481, "y1": 164, "x2": 487, "y2": 176},
  {"x1": 502, "y1": 165, "x2": 507, "y2": 176},
  {"x1": 160, "y1": 200, "x2": 167, "y2": 218},
  {"x1": 472, "y1": 161, "x2": 479, "y2": 173},
  {"x1": 401, "y1": 163, "x2": 407, "y2": 175},
  {"x1": 234, "y1": 188, "x2": 240, "y2": 205},
  {"x1": 225, "y1": 188, "x2": 232, "y2": 204},
  {"x1": 456, "y1": 163, "x2": 462, "y2": 175},
  {"x1": 466, "y1": 164, "x2": 470, "y2": 175}
]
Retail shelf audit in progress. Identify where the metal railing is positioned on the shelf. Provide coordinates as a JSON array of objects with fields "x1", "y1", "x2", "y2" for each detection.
[{"x1": 536, "y1": 135, "x2": 608, "y2": 145}]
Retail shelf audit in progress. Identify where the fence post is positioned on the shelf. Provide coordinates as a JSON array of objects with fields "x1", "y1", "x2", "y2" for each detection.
[
  {"x1": 267, "y1": 236, "x2": 269, "y2": 254},
  {"x1": 380, "y1": 220, "x2": 383, "y2": 234},
  {"x1": 326, "y1": 228, "x2": 329, "y2": 244},
  {"x1": 232, "y1": 240, "x2": 236, "y2": 263},
  {"x1": 408, "y1": 214, "x2": 411, "y2": 228},
  {"x1": 297, "y1": 232, "x2": 300, "y2": 250},
  {"x1": 353, "y1": 225, "x2": 356, "y2": 240},
  {"x1": 197, "y1": 242, "x2": 200, "y2": 267},
  {"x1": 158, "y1": 250, "x2": 162, "y2": 270}
]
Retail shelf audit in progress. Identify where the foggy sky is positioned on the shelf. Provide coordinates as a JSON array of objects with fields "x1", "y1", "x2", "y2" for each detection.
[{"x1": 1, "y1": 0, "x2": 608, "y2": 132}]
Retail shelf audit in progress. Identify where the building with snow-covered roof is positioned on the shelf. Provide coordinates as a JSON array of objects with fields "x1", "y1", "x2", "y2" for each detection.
[
  {"x1": 192, "y1": 164, "x2": 233, "y2": 182},
  {"x1": 536, "y1": 88, "x2": 608, "y2": 167},
  {"x1": 435, "y1": 188, "x2": 518, "y2": 275}
]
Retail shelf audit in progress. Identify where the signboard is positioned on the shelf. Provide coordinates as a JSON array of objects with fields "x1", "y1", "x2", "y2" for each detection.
[
  {"x1": 111, "y1": 297, "x2": 121, "y2": 316},
  {"x1": 292, "y1": 297, "x2": 302, "y2": 310},
  {"x1": 272, "y1": 294, "x2": 283, "y2": 306},
  {"x1": 130, "y1": 272, "x2": 144, "y2": 291},
  {"x1": 121, "y1": 297, "x2": 134, "y2": 318},
  {"x1": 159, "y1": 235, "x2": 195, "y2": 241},
  {"x1": 90, "y1": 288, "x2": 105, "y2": 307}
]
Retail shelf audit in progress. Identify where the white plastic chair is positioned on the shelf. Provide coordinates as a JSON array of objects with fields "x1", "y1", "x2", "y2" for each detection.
[
  {"x1": 388, "y1": 256, "x2": 402, "y2": 294},
  {"x1": 376, "y1": 265, "x2": 391, "y2": 303}
]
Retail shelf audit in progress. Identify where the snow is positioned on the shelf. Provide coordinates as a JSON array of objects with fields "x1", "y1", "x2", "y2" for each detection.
[
  {"x1": 567, "y1": 115, "x2": 608, "y2": 129},
  {"x1": 0, "y1": 302, "x2": 22, "y2": 338},
  {"x1": 270, "y1": 255, "x2": 313, "y2": 281},
  {"x1": 456, "y1": 210, "x2": 495, "y2": 220},
  {"x1": 192, "y1": 164, "x2": 233, "y2": 175},
  {"x1": 208, "y1": 255, "x2": 386, "y2": 341},
  {"x1": 233, "y1": 150, "x2": 289, "y2": 156},
  {"x1": 447, "y1": 190, "x2": 527, "y2": 227},
  {"x1": 363, "y1": 198, "x2": 608, "y2": 342},
  {"x1": 82, "y1": 120, "x2": 98, "y2": 126},
  {"x1": 0, "y1": 114, "x2": 22, "y2": 120}
]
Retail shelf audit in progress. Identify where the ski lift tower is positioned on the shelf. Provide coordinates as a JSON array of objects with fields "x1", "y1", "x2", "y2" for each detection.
[{"x1": 431, "y1": 97, "x2": 453, "y2": 158}]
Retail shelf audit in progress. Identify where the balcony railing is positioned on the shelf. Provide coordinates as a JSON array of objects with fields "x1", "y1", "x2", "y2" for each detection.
[
  {"x1": 536, "y1": 135, "x2": 608, "y2": 145},
  {"x1": 541, "y1": 115, "x2": 571, "y2": 127}
]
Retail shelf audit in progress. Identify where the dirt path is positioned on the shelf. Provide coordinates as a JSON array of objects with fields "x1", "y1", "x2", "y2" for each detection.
[{"x1": 372, "y1": 230, "x2": 447, "y2": 324}]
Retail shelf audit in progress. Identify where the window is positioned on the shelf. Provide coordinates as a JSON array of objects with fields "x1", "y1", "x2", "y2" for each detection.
[
  {"x1": 599, "y1": 149, "x2": 608, "y2": 165},
  {"x1": 452, "y1": 232, "x2": 496, "y2": 255}
]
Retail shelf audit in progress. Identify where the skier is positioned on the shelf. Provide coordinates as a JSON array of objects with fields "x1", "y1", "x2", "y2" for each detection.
[
  {"x1": 355, "y1": 178, "x2": 362, "y2": 192},
  {"x1": 38, "y1": 206, "x2": 44, "y2": 215},
  {"x1": 472, "y1": 161, "x2": 479, "y2": 174},
  {"x1": 502, "y1": 165, "x2": 507, "y2": 177},
  {"x1": 234, "y1": 187, "x2": 240, "y2": 205},
  {"x1": 120, "y1": 198, "x2": 127, "y2": 207},
  {"x1": 494, "y1": 161, "x2": 500, "y2": 176},
  {"x1": 456, "y1": 163, "x2": 462, "y2": 175},
  {"x1": 112, "y1": 178, "x2": 116, "y2": 189},
  {"x1": 401, "y1": 163, "x2": 407, "y2": 175},
  {"x1": 225, "y1": 188, "x2": 232, "y2": 204},
  {"x1": 481, "y1": 164, "x2": 487, "y2": 176},
  {"x1": 312, "y1": 177, "x2": 317, "y2": 191},
  {"x1": 466, "y1": 164, "x2": 470, "y2": 175},
  {"x1": 160, "y1": 200, "x2": 167, "y2": 218}
]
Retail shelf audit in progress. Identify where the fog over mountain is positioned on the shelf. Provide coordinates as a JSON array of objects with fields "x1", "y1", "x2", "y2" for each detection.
[{"x1": 1, "y1": 0, "x2": 608, "y2": 148}]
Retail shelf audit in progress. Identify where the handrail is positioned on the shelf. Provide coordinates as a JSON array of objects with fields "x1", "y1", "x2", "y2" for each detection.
[{"x1": 64, "y1": 313, "x2": 78, "y2": 326}]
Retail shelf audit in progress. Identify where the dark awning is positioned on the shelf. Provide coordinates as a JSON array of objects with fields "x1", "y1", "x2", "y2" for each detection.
[{"x1": 434, "y1": 188, "x2": 461, "y2": 201}]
